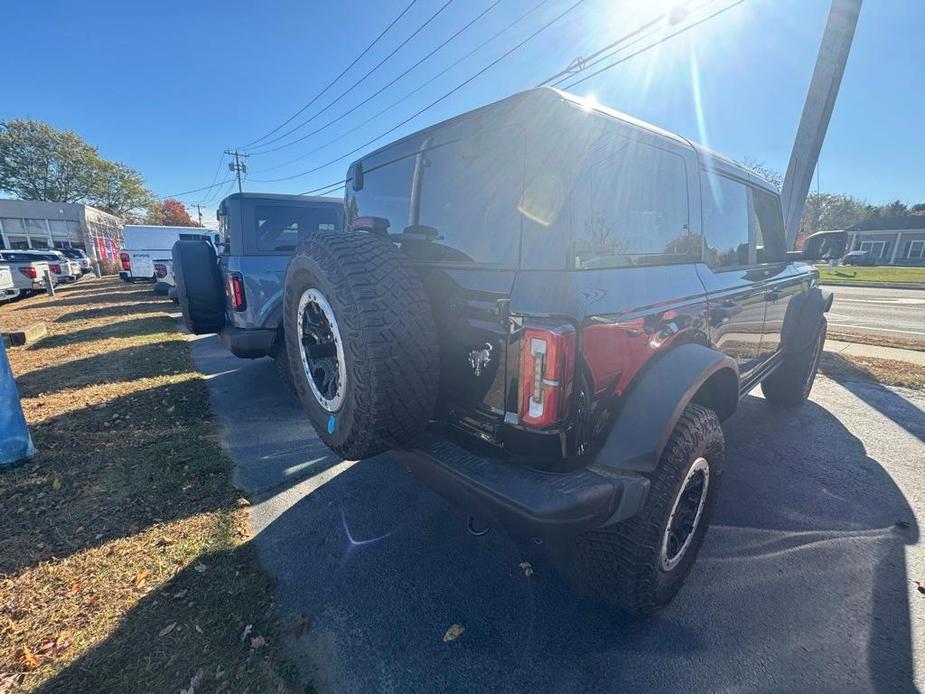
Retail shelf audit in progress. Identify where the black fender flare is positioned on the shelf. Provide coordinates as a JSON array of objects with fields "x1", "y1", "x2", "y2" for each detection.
[
  {"x1": 593, "y1": 343, "x2": 738, "y2": 478},
  {"x1": 779, "y1": 285, "x2": 832, "y2": 354}
]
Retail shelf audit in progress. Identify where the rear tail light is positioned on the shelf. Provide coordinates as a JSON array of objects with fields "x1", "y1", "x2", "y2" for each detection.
[
  {"x1": 519, "y1": 325, "x2": 576, "y2": 428},
  {"x1": 49, "y1": 263, "x2": 61, "y2": 274},
  {"x1": 154, "y1": 263, "x2": 167, "y2": 279},
  {"x1": 120, "y1": 252, "x2": 131, "y2": 270},
  {"x1": 19, "y1": 267, "x2": 37, "y2": 280},
  {"x1": 225, "y1": 272, "x2": 247, "y2": 312}
]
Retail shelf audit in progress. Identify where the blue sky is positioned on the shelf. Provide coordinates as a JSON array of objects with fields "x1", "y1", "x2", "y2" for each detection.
[{"x1": 3, "y1": 0, "x2": 923, "y2": 220}]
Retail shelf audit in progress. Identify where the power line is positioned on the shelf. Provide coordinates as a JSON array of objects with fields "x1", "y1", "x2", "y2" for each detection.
[
  {"x1": 560, "y1": 0, "x2": 748, "y2": 90},
  {"x1": 537, "y1": 0, "x2": 696, "y2": 87},
  {"x1": 248, "y1": 0, "x2": 554, "y2": 180},
  {"x1": 547, "y1": 0, "x2": 721, "y2": 88},
  {"x1": 157, "y1": 178, "x2": 236, "y2": 201},
  {"x1": 247, "y1": 0, "x2": 503, "y2": 158},
  {"x1": 251, "y1": 0, "x2": 586, "y2": 185},
  {"x1": 245, "y1": 0, "x2": 457, "y2": 154},
  {"x1": 193, "y1": 152, "x2": 227, "y2": 205},
  {"x1": 240, "y1": 0, "x2": 420, "y2": 150}
]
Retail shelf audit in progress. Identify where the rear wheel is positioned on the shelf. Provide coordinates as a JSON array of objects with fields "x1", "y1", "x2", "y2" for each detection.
[
  {"x1": 572, "y1": 404, "x2": 725, "y2": 615},
  {"x1": 283, "y1": 230, "x2": 439, "y2": 460},
  {"x1": 172, "y1": 240, "x2": 226, "y2": 335},
  {"x1": 761, "y1": 317, "x2": 826, "y2": 407}
]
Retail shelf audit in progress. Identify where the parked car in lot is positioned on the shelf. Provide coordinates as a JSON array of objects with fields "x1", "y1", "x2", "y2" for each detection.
[
  {"x1": 842, "y1": 249, "x2": 877, "y2": 266},
  {"x1": 22, "y1": 250, "x2": 80, "y2": 284},
  {"x1": 0, "y1": 264, "x2": 20, "y2": 303},
  {"x1": 172, "y1": 193, "x2": 343, "y2": 384},
  {"x1": 120, "y1": 225, "x2": 220, "y2": 283},
  {"x1": 0, "y1": 251, "x2": 50, "y2": 297},
  {"x1": 271, "y1": 88, "x2": 844, "y2": 614},
  {"x1": 60, "y1": 247, "x2": 93, "y2": 274}
]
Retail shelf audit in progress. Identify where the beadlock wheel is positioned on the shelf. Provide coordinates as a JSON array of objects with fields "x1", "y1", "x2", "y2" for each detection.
[
  {"x1": 296, "y1": 288, "x2": 347, "y2": 412},
  {"x1": 659, "y1": 456, "x2": 710, "y2": 572}
]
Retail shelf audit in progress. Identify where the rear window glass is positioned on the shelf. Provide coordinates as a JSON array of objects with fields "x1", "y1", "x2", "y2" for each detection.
[
  {"x1": 255, "y1": 206, "x2": 341, "y2": 252},
  {"x1": 347, "y1": 124, "x2": 525, "y2": 265}
]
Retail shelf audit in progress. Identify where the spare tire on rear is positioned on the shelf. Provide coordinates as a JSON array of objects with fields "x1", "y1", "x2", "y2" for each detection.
[
  {"x1": 172, "y1": 240, "x2": 226, "y2": 335},
  {"x1": 283, "y1": 230, "x2": 439, "y2": 460}
]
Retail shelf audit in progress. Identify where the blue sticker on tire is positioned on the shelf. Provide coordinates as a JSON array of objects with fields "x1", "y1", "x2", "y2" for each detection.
[{"x1": 327, "y1": 415, "x2": 335, "y2": 434}]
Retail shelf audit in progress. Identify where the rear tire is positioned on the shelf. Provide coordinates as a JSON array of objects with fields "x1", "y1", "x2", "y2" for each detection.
[
  {"x1": 761, "y1": 317, "x2": 826, "y2": 407},
  {"x1": 572, "y1": 404, "x2": 725, "y2": 615},
  {"x1": 283, "y1": 230, "x2": 439, "y2": 460},
  {"x1": 274, "y1": 339, "x2": 296, "y2": 394},
  {"x1": 172, "y1": 240, "x2": 226, "y2": 335}
]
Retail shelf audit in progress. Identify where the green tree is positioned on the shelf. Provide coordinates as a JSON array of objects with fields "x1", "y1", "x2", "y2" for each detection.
[
  {"x1": 0, "y1": 119, "x2": 152, "y2": 218},
  {"x1": 801, "y1": 192, "x2": 875, "y2": 233}
]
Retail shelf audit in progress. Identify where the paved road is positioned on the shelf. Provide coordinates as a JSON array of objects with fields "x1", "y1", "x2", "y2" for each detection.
[
  {"x1": 828, "y1": 285, "x2": 925, "y2": 343},
  {"x1": 191, "y1": 333, "x2": 925, "y2": 694}
]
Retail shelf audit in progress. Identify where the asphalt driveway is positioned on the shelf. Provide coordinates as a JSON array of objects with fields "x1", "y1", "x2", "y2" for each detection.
[{"x1": 190, "y1": 332, "x2": 925, "y2": 693}]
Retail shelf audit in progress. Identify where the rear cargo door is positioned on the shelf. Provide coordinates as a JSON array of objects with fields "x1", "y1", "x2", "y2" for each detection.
[{"x1": 347, "y1": 118, "x2": 526, "y2": 431}]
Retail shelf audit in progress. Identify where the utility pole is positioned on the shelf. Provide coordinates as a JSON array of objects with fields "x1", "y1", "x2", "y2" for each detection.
[
  {"x1": 195, "y1": 204, "x2": 204, "y2": 227},
  {"x1": 224, "y1": 149, "x2": 249, "y2": 194},
  {"x1": 781, "y1": 0, "x2": 862, "y2": 248}
]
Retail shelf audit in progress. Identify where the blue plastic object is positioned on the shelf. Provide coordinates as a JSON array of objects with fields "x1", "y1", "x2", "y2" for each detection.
[{"x1": 0, "y1": 336, "x2": 35, "y2": 468}]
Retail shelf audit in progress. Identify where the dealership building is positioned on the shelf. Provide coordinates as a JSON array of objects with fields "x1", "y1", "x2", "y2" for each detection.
[
  {"x1": 0, "y1": 199, "x2": 124, "y2": 263},
  {"x1": 844, "y1": 215, "x2": 925, "y2": 265}
]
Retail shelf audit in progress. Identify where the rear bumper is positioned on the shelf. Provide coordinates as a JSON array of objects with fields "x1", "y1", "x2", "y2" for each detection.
[
  {"x1": 219, "y1": 326, "x2": 277, "y2": 359},
  {"x1": 392, "y1": 429, "x2": 650, "y2": 540}
]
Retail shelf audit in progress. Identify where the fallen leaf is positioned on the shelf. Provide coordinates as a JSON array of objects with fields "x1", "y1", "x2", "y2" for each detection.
[
  {"x1": 443, "y1": 623, "x2": 465, "y2": 642},
  {"x1": 916, "y1": 581, "x2": 925, "y2": 596},
  {"x1": 193, "y1": 563, "x2": 207, "y2": 573},
  {"x1": 158, "y1": 622, "x2": 177, "y2": 637},
  {"x1": 250, "y1": 635, "x2": 266, "y2": 649},
  {"x1": 293, "y1": 614, "x2": 311, "y2": 640},
  {"x1": 67, "y1": 581, "x2": 81, "y2": 595},
  {"x1": 17, "y1": 644, "x2": 39, "y2": 669},
  {"x1": 51, "y1": 477, "x2": 62, "y2": 491},
  {"x1": 519, "y1": 561, "x2": 534, "y2": 577},
  {"x1": 179, "y1": 667, "x2": 204, "y2": 694},
  {"x1": 240, "y1": 624, "x2": 253, "y2": 643},
  {"x1": 133, "y1": 569, "x2": 149, "y2": 587}
]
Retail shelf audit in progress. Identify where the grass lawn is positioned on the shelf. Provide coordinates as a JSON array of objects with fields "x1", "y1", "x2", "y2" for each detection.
[
  {"x1": 0, "y1": 278, "x2": 292, "y2": 693},
  {"x1": 820, "y1": 352, "x2": 925, "y2": 391},
  {"x1": 815, "y1": 264, "x2": 925, "y2": 286}
]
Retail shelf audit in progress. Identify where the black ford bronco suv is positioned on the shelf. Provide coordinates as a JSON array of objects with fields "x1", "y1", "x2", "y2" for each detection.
[{"x1": 281, "y1": 88, "x2": 844, "y2": 614}]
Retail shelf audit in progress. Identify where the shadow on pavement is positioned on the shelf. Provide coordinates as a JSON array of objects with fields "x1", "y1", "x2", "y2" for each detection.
[
  {"x1": 820, "y1": 353, "x2": 925, "y2": 443},
  {"x1": 247, "y1": 392, "x2": 918, "y2": 693}
]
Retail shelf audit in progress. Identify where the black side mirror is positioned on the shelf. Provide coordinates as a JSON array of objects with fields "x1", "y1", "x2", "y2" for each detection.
[
  {"x1": 799, "y1": 230, "x2": 847, "y2": 261},
  {"x1": 350, "y1": 162, "x2": 364, "y2": 191}
]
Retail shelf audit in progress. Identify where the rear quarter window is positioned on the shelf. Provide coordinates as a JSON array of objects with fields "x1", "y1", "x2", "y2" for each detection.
[{"x1": 254, "y1": 205, "x2": 341, "y2": 253}]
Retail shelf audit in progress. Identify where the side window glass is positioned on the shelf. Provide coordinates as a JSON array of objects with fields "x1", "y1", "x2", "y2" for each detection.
[
  {"x1": 254, "y1": 206, "x2": 341, "y2": 252},
  {"x1": 703, "y1": 173, "x2": 751, "y2": 268},
  {"x1": 571, "y1": 137, "x2": 691, "y2": 269},
  {"x1": 750, "y1": 187, "x2": 787, "y2": 263}
]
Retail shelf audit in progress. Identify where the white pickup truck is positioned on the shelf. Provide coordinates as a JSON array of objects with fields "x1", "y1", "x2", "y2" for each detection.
[
  {"x1": 0, "y1": 264, "x2": 20, "y2": 303},
  {"x1": 0, "y1": 251, "x2": 50, "y2": 298},
  {"x1": 120, "y1": 226, "x2": 220, "y2": 284}
]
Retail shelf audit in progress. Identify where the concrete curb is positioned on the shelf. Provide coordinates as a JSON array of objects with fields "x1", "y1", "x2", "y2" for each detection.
[
  {"x1": 820, "y1": 281, "x2": 925, "y2": 290},
  {"x1": 824, "y1": 339, "x2": 925, "y2": 366}
]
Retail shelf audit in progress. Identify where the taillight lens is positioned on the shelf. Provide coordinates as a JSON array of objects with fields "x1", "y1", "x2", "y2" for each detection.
[
  {"x1": 154, "y1": 263, "x2": 167, "y2": 279},
  {"x1": 519, "y1": 325, "x2": 576, "y2": 428},
  {"x1": 225, "y1": 272, "x2": 247, "y2": 311},
  {"x1": 19, "y1": 267, "x2": 37, "y2": 279},
  {"x1": 120, "y1": 252, "x2": 131, "y2": 270},
  {"x1": 49, "y1": 263, "x2": 61, "y2": 274}
]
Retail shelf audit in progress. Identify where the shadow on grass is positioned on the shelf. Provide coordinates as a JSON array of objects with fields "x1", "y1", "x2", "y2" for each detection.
[
  {"x1": 0, "y1": 379, "x2": 231, "y2": 577},
  {"x1": 29, "y1": 315, "x2": 177, "y2": 352},
  {"x1": 30, "y1": 543, "x2": 289, "y2": 694},
  {"x1": 15, "y1": 340, "x2": 188, "y2": 398},
  {"x1": 820, "y1": 352, "x2": 925, "y2": 443},
  {"x1": 54, "y1": 302, "x2": 170, "y2": 324}
]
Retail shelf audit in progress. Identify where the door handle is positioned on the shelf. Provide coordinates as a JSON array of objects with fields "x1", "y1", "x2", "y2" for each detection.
[
  {"x1": 764, "y1": 289, "x2": 783, "y2": 302},
  {"x1": 710, "y1": 301, "x2": 742, "y2": 325}
]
